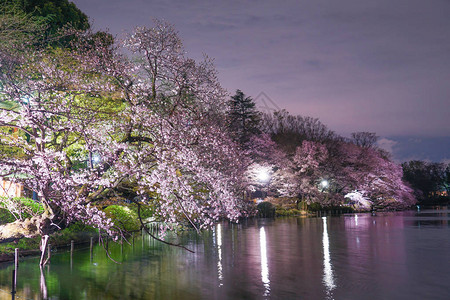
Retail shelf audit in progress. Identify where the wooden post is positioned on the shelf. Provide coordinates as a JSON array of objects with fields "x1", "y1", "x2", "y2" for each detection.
[
  {"x1": 11, "y1": 269, "x2": 16, "y2": 298},
  {"x1": 14, "y1": 248, "x2": 19, "y2": 270},
  {"x1": 70, "y1": 240, "x2": 74, "y2": 270},
  {"x1": 13, "y1": 248, "x2": 18, "y2": 293},
  {"x1": 90, "y1": 237, "x2": 94, "y2": 262}
]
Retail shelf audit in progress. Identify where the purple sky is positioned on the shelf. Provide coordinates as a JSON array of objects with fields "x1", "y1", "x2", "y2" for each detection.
[{"x1": 71, "y1": 0, "x2": 450, "y2": 162}]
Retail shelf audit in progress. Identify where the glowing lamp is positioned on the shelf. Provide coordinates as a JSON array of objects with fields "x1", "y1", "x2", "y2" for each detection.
[
  {"x1": 93, "y1": 155, "x2": 100, "y2": 163},
  {"x1": 257, "y1": 168, "x2": 270, "y2": 183}
]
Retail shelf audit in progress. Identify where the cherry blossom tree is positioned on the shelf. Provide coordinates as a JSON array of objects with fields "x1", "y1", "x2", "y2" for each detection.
[
  {"x1": 0, "y1": 29, "x2": 120, "y2": 250},
  {"x1": 0, "y1": 20, "x2": 247, "y2": 262},
  {"x1": 291, "y1": 141, "x2": 329, "y2": 201},
  {"x1": 258, "y1": 111, "x2": 415, "y2": 209},
  {"x1": 326, "y1": 142, "x2": 415, "y2": 209}
]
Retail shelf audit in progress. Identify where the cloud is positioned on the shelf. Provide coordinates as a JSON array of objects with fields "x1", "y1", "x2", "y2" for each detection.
[
  {"x1": 71, "y1": 0, "x2": 450, "y2": 141},
  {"x1": 377, "y1": 138, "x2": 398, "y2": 155}
]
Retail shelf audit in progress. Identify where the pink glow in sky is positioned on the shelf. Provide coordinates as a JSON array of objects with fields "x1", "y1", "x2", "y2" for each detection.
[{"x1": 71, "y1": 0, "x2": 450, "y2": 161}]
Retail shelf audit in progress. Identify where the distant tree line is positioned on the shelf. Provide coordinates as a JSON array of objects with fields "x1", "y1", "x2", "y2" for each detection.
[
  {"x1": 402, "y1": 161, "x2": 450, "y2": 204},
  {"x1": 226, "y1": 90, "x2": 416, "y2": 211}
]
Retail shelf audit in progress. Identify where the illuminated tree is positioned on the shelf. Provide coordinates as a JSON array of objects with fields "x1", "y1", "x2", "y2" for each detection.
[
  {"x1": 327, "y1": 142, "x2": 415, "y2": 209},
  {"x1": 259, "y1": 111, "x2": 415, "y2": 209},
  {"x1": 0, "y1": 20, "x2": 246, "y2": 260}
]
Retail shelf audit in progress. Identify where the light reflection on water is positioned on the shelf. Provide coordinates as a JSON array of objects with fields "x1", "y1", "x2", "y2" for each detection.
[
  {"x1": 260, "y1": 227, "x2": 270, "y2": 297},
  {"x1": 0, "y1": 208, "x2": 449, "y2": 300},
  {"x1": 322, "y1": 217, "x2": 335, "y2": 299},
  {"x1": 217, "y1": 223, "x2": 223, "y2": 286}
]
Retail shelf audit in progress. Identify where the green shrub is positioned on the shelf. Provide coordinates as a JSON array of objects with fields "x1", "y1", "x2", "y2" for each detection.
[
  {"x1": 0, "y1": 236, "x2": 40, "y2": 254},
  {"x1": 308, "y1": 202, "x2": 322, "y2": 212},
  {"x1": 275, "y1": 208, "x2": 301, "y2": 217},
  {"x1": 129, "y1": 204, "x2": 154, "y2": 220},
  {"x1": 257, "y1": 201, "x2": 275, "y2": 218},
  {"x1": 267, "y1": 197, "x2": 299, "y2": 209},
  {"x1": 297, "y1": 200, "x2": 308, "y2": 211},
  {"x1": 104, "y1": 205, "x2": 141, "y2": 232},
  {"x1": 50, "y1": 222, "x2": 97, "y2": 245},
  {"x1": 0, "y1": 197, "x2": 44, "y2": 223},
  {"x1": 17, "y1": 197, "x2": 44, "y2": 215},
  {"x1": 0, "y1": 208, "x2": 15, "y2": 224}
]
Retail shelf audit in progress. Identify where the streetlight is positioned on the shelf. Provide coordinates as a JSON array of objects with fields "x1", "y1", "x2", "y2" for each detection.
[
  {"x1": 92, "y1": 155, "x2": 100, "y2": 164},
  {"x1": 320, "y1": 180, "x2": 329, "y2": 193},
  {"x1": 257, "y1": 168, "x2": 270, "y2": 183},
  {"x1": 256, "y1": 167, "x2": 271, "y2": 202}
]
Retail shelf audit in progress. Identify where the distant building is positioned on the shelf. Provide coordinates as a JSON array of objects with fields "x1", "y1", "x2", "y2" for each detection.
[
  {"x1": 431, "y1": 190, "x2": 448, "y2": 197},
  {"x1": 0, "y1": 177, "x2": 23, "y2": 198}
]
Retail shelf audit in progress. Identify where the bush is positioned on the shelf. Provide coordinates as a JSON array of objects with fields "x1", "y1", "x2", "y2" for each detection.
[
  {"x1": 308, "y1": 202, "x2": 322, "y2": 212},
  {"x1": 50, "y1": 222, "x2": 97, "y2": 245},
  {"x1": 0, "y1": 208, "x2": 15, "y2": 224},
  {"x1": 267, "y1": 197, "x2": 299, "y2": 209},
  {"x1": 0, "y1": 236, "x2": 41, "y2": 254},
  {"x1": 275, "y1": 208, "x2": 302, "y2": 217},
  {"x1": 297, "y1": 200, "x2": 308, "y2": 211},
  {"x1": 257, "y1": 201, "x2": 275, "y2": 218},
  {"x1": 0, "y1": 196, "x2": 43, "y2": 223},
  {"x1": 103, "y1": 205, "x2": 141, "y2": 232}
]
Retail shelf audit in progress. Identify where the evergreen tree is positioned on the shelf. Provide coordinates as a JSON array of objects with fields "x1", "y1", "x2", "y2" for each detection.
[
  {"x1": 5, "y1": 0, "x2": 91, "y2": 47},
  {"x1": 13, "y1": 0, "x2": 89, "y2": 33},
  {"x1": 227, "y1": 90, "x2": 261, "y2": 147}
]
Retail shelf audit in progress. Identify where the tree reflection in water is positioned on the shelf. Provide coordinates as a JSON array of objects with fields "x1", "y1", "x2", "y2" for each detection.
[{"x1": 39, "y1": 266, "x2": 47, "y2": 300}]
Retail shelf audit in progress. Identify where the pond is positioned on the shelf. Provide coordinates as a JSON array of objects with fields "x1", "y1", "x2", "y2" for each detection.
[{"x1": 0, "y1": 207, "x2": 449, "y2": 299}]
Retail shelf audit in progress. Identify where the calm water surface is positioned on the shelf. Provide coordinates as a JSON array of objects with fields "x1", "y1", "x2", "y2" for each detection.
[{"x1": 0, "y1": 208, "x2": 449, "y2": 300}]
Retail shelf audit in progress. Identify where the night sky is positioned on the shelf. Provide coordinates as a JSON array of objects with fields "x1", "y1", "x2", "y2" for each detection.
[{"x1": 71, "y1": 0, "x2": 450, "y2": 162}]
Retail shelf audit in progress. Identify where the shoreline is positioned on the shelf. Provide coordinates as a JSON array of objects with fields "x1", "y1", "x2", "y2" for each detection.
[{"x1": 0, "y1": 249, "x2": 40, "y2": 264}]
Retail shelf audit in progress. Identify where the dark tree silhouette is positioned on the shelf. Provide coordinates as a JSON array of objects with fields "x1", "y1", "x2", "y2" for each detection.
[
  {"x1": 402, "y1": 160, "x2": 448, "y2": 201},
  {"x1": 227, "y1": 90, "x2": 261, "y2": 147},
  {"x1": 14, "y1": 0, "x2": 89, "y2": 33},
  {"x1": 351, "y1": 132, "x2": 378, "y2": 148}
]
